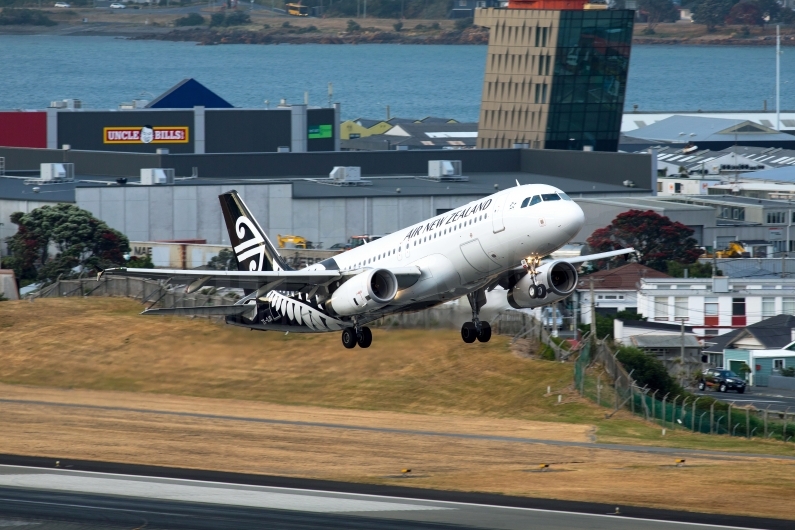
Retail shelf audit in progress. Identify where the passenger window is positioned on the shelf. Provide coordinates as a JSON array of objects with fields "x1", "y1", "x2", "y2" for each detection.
[
  {"x1": 521, "y1": 197, "x2": 531, "y2": 208},
  {"x1": 529, "y1": 195, "x2": 542, "y2": 206},
  {"x1": 541, "y1": 193, "x2": 561, "y2": 201}
]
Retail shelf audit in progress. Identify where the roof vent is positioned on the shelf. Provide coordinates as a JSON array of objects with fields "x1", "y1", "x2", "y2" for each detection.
[
  {"x1": 423, "y1": 160, "x2": 468, "y2": 182},
  {"x1": 326, "y1": 166, "x2": 372, "y2": 187}
]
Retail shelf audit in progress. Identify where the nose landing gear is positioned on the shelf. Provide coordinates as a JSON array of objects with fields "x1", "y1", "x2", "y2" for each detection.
[
  {"x1": 461, "y1": 289, "x2": 491, "y2": 343},
  {"x1": 522, "y1": 256, "x2": 547, "y2": 300}
]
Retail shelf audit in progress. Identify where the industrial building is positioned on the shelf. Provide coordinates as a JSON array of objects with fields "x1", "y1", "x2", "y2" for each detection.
[
  {"x1": 0, "y1": 147, "x2": 654, "y2": 252},
  {"x1": 0, "y1": 79, "x2": 340, "y2": 154},
  {"x1": 475, "y1": 3, "x2": 634, "y2": 151}
]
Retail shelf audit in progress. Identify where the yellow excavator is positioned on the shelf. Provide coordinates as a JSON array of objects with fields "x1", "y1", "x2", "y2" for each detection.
[
  {"x1": 714, "y1": 241, "x2": 748, "y2": 259},
  {"x1": 277, "y1": 234, "x2": 314, "y2": 249}
]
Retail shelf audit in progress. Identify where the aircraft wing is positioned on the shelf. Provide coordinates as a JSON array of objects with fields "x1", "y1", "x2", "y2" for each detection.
[
  {"x1": 100, "y1": 266, "x2": 422, "y2": 294},
  {"x1": 560, "y1": 248, "x2": 637, "y2": 264}
]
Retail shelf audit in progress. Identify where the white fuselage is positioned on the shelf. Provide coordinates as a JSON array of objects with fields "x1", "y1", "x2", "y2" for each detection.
[{"x1": 267, "y1": 183, "x2": 584, "y2": 329}]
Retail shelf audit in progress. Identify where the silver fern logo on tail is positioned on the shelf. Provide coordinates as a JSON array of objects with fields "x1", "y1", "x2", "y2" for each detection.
[{"x1": 234, "y1": 216, "x2": 267, "y2": 271}]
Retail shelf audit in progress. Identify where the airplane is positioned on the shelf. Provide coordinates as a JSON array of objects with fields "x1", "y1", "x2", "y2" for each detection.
[{"x1": 101, "y1": 186, "x2": 634, "y2": 348}]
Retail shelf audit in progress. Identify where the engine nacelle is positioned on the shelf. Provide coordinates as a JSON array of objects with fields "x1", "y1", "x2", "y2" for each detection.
[
  {"x1": 507, "y1": 260, "x2": 578, "y2": 309},
  {"x1": 327, "y1": 269, "x2": 399, "y2": 316}
]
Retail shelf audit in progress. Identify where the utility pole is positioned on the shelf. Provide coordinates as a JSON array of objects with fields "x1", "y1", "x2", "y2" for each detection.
[
  {"x1": 589, "y1": 277, "x2": 596, "y2": 337},
  {"x1": 777, "y1": 24, "x2": 781, "y2": 132},
  {"x1": 676, "y1": 317, "x2": 687, "y2": 388}
]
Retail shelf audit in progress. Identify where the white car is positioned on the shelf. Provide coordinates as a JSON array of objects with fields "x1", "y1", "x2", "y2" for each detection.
[
  {"x1": 109, "y1": 2, "x2": 126, "y2": 8},
  {"x1": 54, "y1": 2, "x2": 71, "y2": 7}
]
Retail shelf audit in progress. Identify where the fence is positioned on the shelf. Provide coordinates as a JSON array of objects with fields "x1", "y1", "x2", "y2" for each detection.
[{"x1": 574, "y1": 336, "x2": 795, "y2": 442}]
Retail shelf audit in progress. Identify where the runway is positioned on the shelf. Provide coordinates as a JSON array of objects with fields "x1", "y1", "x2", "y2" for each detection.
[{"x1": 0, "y1": 464, "x2": 788, "y2": 530}]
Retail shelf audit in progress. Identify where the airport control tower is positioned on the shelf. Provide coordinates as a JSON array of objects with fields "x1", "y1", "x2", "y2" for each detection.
[{"x1": 475, "y1": 1, "x2": 634, "y2": 152}]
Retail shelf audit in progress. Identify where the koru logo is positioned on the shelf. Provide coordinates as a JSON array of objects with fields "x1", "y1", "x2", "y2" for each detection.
[{"x1": 233, "y1": 216, "x2": 266, "y2": 271}]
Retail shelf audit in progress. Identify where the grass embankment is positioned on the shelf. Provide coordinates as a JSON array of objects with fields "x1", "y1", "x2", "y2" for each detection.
[
  {"x1": 0, "y1": 297, "x2": 792, "y2": 456},
  {"x1": 2, "y1": 298, "x2": 795, "y2": 519}
]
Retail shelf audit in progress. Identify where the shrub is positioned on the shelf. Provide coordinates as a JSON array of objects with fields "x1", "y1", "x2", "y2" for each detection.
[
  {"x1": 174, "y1": 12, "x2": 205, "y2": 26},
  {"x1": 282, "y1": 21, "x2": 291, "y2": 27},
  {"x1": 781, "y1": 366, "x2": 795, "y2": 377},
  {"x1": 414, "y1": 23, "x2": 426, "y2": 30},
  {"x1": 454, "y1": 17, "x2": 472, "y2": 31},
  {"x1": 224, "y1": 10, "x2": 251, "y2": 26},
  {"x1": 430, "y1": 22, "x2": 440, "y2": 29},
  {"x1": 346, "y1": 19, "x2": 360, "y2": 32},
  {"x1": 616, "y1": 346, "x2": 683, "y2": 397},
  {"x1": 209, "y1": 12, "x2": 225, "y2": 27},
  {"x1": 0, "y1": 8, "x2": 57, "y2": 26},
  {"x1": 393, "y1": 20, "x2": 402, "y2": 32}
]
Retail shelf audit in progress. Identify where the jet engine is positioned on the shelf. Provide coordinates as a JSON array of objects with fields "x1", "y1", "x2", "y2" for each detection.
[
  {"x1": 327, "y1": 268, "x2": 399, "y2": 316},
  {"x1": 507, "y1": 261, "x2": 578, "y2": 309}
]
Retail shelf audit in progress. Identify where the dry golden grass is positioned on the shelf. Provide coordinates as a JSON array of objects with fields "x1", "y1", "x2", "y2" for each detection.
[
  {"x1": 2, "y1": 297, "x2": 795, "y2": 519},
  {"x1": 1, "y1": 385, "x2": 794, "y2": 520}
]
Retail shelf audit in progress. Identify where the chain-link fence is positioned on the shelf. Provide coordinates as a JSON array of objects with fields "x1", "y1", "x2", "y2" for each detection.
[{"x1": 573, "y1": 336, "x2": 795, "y2": 442}]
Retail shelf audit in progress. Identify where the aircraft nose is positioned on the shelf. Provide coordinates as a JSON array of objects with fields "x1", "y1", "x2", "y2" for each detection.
[{"x1": 563, "y1": 200, "x2": 585, "y2": 239}]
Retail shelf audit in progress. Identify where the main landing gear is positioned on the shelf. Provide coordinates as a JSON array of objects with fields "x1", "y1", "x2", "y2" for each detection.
[
  {"x1": 341, "y1": 324, "x2": 372, "y2": 349},
  {"x1": 461, "y1": 289, "x2": 491, "y2": 344},
  {"x1": 522, "y1": 257, "x2": 547, "y2": 300}
]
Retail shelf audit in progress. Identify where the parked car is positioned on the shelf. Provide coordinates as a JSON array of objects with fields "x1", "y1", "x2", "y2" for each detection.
[
  {"x1": 54, "y1": 2, "x2": 71, "y2": 6},
  {"x1": 109, "y1": 2, "x2": 126, "y2": 8},
  {"x1": 698, "y1": 368, "x2": 747, "y2": 394}
]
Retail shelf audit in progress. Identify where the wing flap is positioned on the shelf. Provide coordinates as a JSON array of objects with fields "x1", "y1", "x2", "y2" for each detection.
[
  {"x1": 101, "y1": 267, "x2": 341, "y2": 291},
  {"x1": 142, "y1": 305, "x2": 256, "y2": 317}
]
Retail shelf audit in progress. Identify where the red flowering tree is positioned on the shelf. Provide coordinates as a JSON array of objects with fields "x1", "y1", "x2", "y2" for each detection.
[
  {"x1": 726, "y1": 1, "x2": 764, "y2": 26},
  {"x1": 586, "y1": 209, "x2": 702, "y2": 272},
  {"x1": 2, "y1": 204, "x2": 130, "y2": 283}
]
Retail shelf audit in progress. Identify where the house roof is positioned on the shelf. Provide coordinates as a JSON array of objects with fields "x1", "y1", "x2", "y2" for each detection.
[
  {"x1": 703, "y1": 314, "x2": 795, "y2": 352},
  {"x1": 625, "y1": 115, "x2": 795, "y2": 144},
  {"x1": 631, "y1": 335, "x2": 701, "y2": 349},
  {"x1": 577, "y1": 263, "x2": 671, "y2": 291},
  {"x1": 146, "y1": 78, "x2": 233, "y2": 109}
]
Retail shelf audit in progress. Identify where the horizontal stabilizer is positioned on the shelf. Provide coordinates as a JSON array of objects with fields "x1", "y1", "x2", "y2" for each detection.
[{"x1": 142, "y1": 305, "x2": 255, "y2": 317}]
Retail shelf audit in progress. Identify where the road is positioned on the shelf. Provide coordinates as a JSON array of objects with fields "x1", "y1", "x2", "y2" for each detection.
[
  {"x1": 694, "y1": 387, "x2": 795, "y2": 410},
  {"x1": 0, "y1": 464, "x2": 788, "y2": 530}
]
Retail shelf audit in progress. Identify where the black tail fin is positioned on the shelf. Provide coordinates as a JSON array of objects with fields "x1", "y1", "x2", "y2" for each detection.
[{"x1": 219, "y1": 190, "x2": 292, "y2": 272}]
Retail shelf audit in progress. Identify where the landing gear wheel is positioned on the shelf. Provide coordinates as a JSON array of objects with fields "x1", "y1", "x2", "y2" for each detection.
[
  {"x1": 461, "y1": 322, "x2": 477, "y2": 343},
  {"x1": 477, "y1": 321, "x2": 491, "y2": 343},
  {"x1": 341, "y1": 327, "x2": 357, "y2": 349},
  {"x1": 528, "y1": 284, "x2": 538, "y2": 299},
  {"x1": 357, "y1": 326, "x2": 372, "y2": 348},
  {"x1": 536, "y1": 284, "x2": 547, "y2": 299}
]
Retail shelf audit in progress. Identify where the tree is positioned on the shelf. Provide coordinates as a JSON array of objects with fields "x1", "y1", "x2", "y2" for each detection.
[
  {"x1": 2, "y1": 204, "x2": 129, "y2": 283},
  {"x1": 586, "y1": 209, "x2": 702, "y2": 272},
  {"x1": 206, "y1": 248, "x2": 239, "y2": 271},
  {"x1": 174, "y1": 13, "x2": 205, "y2": 27},
  {"x1": 665, "y1": 261, "x2": 721, "y2": 278},
  {"x1": 692, "y1": 0, "x2": 736, "y2": 32},
  {"x1": 726, "y1": 1, "x2": 764, "y2": 25},
  {"x1": 393, "y1": 21, "x2": 403, "y2": 32},
  {"x1": 638, "y1": 0, "x2": 680, "y2": 33}
]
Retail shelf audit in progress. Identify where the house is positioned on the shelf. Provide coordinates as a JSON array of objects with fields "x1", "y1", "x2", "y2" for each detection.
[
  {"x1": 577, "y1": 263, "x2": 671, "y2": 325},
  {"x1": 637, "y1": 276, "x2": 795, "y2": 338},
  {"x1": 703, "y1": 315, "x2": 795, "y2": 387},
  {"x1": 629, "y1": 334, "x2": 703, "y2": 384}
]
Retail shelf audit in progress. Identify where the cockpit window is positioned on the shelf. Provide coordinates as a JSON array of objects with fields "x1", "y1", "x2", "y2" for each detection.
[
  {"x1": 520, "y1": 197, "x2": 531, "y2": 208},
  {"x1": 529, "y1": 195, "x2": 542, "y2": 206},
  {"x1": 558, "y1": 192, "x2": 573, "y2": 201},
  {"x1": 541, "y1": 193, "x2": 561, "y2": 201}
]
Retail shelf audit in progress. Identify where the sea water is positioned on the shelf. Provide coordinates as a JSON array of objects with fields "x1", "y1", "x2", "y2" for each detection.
[{"x1": 1, "y1": 35, "x2": 793, "y2": 120}]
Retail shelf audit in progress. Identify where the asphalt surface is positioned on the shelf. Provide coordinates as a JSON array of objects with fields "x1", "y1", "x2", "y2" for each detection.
[
  {"x1": 0, "y1": 463, "x2": 789, "y2": 530},
  {"x1": 694, "y1": 387, "x2": 795, "y2": 410}
]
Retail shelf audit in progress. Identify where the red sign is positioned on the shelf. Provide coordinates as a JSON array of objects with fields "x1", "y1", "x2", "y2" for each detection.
[{"x1": 104, "y1": 126, "x2": 189, "y2": 144}]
